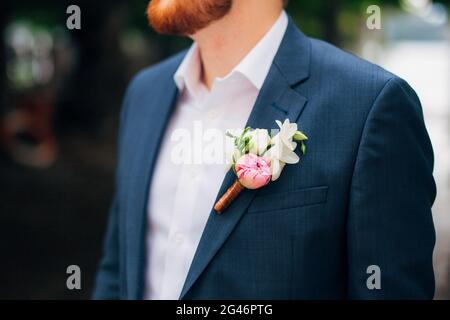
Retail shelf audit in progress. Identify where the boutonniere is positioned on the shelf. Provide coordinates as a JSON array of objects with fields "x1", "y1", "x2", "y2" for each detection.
[{"x1": 214, "y1": 119, "x2": 308, "y2": 214}]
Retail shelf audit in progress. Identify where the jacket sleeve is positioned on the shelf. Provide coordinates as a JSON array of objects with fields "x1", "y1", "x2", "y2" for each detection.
[
  {"x1": 92, "y1": 81, "x2": 134, "y2": 300},
  {"x1": 92, "y1": 196, "x2": 121, "y2": 300},
  {"x1": 347, "y1": 77, "x2": 436, "y2": 299}
]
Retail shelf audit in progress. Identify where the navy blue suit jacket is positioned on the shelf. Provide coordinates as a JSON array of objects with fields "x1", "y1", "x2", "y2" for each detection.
[{"x1": 93, "y1": 19, "x2": 436, "y2": 299}]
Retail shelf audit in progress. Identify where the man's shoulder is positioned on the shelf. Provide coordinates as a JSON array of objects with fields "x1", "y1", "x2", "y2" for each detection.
[
  {"x1": 304, "y1": 37, "x2": 420, "y2": 118},
  {"x1": 297, "y1": 36, "x2": 425, "y2": 133},
  {"x1": 126, "y1": 49, "x2": 188, "y2": 95},
  {"x1": 308, "y1": 37, "x2": 396, "y2": 89}
]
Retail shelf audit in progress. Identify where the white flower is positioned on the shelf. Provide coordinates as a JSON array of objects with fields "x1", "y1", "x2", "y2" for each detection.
[
  {"x1": 225, "y1": 135, "x2": 241, "y2": 170},
  {"x1": 266, "y1": 119, "x2": 300, "y2": 181},
  {"x1": 267, "y1": 152, "x2": 286, "y2": 181},
  {"x1": 276, "y1": 119, "x2": 298, "y2": 150},
  {"x1": 248, "y1": 129, "x2": 271, "y2": 156}
]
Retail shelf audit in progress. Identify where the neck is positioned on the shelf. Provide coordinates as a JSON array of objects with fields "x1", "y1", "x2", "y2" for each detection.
[{"x1": 191, "y1": 1, "x2": 283, "y2": 90}]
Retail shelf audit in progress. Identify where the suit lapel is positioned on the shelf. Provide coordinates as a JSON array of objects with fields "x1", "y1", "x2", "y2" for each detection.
[{"x1": 179, "y1": 19, "x2": 312, "y2": 299}]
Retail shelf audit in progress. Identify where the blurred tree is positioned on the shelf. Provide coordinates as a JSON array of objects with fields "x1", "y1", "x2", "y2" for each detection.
[
  {"x1": 287, "y1": 0, "x2": 450, "y2": 45},
  {"x1": 0, "y1": 2, "x2": 11, "y2": 115}
]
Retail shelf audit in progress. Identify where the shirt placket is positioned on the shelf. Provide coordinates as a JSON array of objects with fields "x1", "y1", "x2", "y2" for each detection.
[{"x1": 159, "y1": 161, "x2": 203, "y2": 299}]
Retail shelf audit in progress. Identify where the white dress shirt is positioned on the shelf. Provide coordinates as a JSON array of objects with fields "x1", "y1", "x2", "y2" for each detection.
[{"x1": 144, "y1": 10, "x2": 289, "y2": 300}]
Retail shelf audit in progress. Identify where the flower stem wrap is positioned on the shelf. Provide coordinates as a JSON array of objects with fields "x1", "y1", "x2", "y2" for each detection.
[{"x1": 214, "y1": 180, "x2": 244, "y2": 214}]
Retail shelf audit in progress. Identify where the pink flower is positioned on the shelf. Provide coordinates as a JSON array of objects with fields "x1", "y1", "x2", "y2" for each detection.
[{"x1": 235, "y1": 154, "x2": 272, "y2": 190}]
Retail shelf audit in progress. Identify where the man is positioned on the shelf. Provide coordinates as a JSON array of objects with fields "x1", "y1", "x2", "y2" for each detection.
[{"x1": 93, "y1": 0, "x2": 436, "y2": 299}]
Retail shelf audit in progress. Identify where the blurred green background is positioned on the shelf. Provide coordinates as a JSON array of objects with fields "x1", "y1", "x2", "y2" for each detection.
[{"x1": 0, "y1": 0, "x2": 449, "y2": 299}]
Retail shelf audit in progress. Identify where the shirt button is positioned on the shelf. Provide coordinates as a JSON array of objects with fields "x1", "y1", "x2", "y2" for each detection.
[
  {"x1": 173, "y1": 232, "x2": 184, "y2": 246},
  {"x1": 189, "y1": 168, "x2": 200, "y2": 181},
  {"x1": 207, "y1": 109, "x2": 220, "y2": 120}
]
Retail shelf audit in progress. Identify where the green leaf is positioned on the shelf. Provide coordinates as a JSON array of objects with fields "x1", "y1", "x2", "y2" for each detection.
[
  {"x1": 241, "y1": 127, "x2": 251, "y2": 137},
  {"x1": 247, "y1": 141, "x2": 254, "y2": 153},
  {"x1": 301, "y1": 141, "x2": 306, "y2": 155},
  {"x1": 294, "y1": 130, "x2": 308, "y2": 141}
]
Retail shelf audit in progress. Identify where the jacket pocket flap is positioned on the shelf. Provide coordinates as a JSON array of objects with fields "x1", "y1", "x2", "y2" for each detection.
[{"x1": 248, "y1": 186, "x2": 329, "y2": 214}]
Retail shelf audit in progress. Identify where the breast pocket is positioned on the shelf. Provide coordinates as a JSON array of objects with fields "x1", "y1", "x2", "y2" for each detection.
[{"x1": 247, "y1": 186, "x2": 329, "y2": 214}]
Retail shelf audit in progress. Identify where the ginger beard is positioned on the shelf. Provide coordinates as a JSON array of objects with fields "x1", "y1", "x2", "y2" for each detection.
[{"x1": 147, "y1": 0, "x2": 233, "y2": 36}]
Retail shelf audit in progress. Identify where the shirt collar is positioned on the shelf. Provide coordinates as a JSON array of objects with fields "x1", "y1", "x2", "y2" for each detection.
[
  {"x1": 174, "y1": 10, "x2": 289, "y2": 94},
  {"x1": 233, "y1": 10, "x2": 288, "y2": 90},
  {"x1": 174, "y1": 43, "x2": 205, "y2": 98}
]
